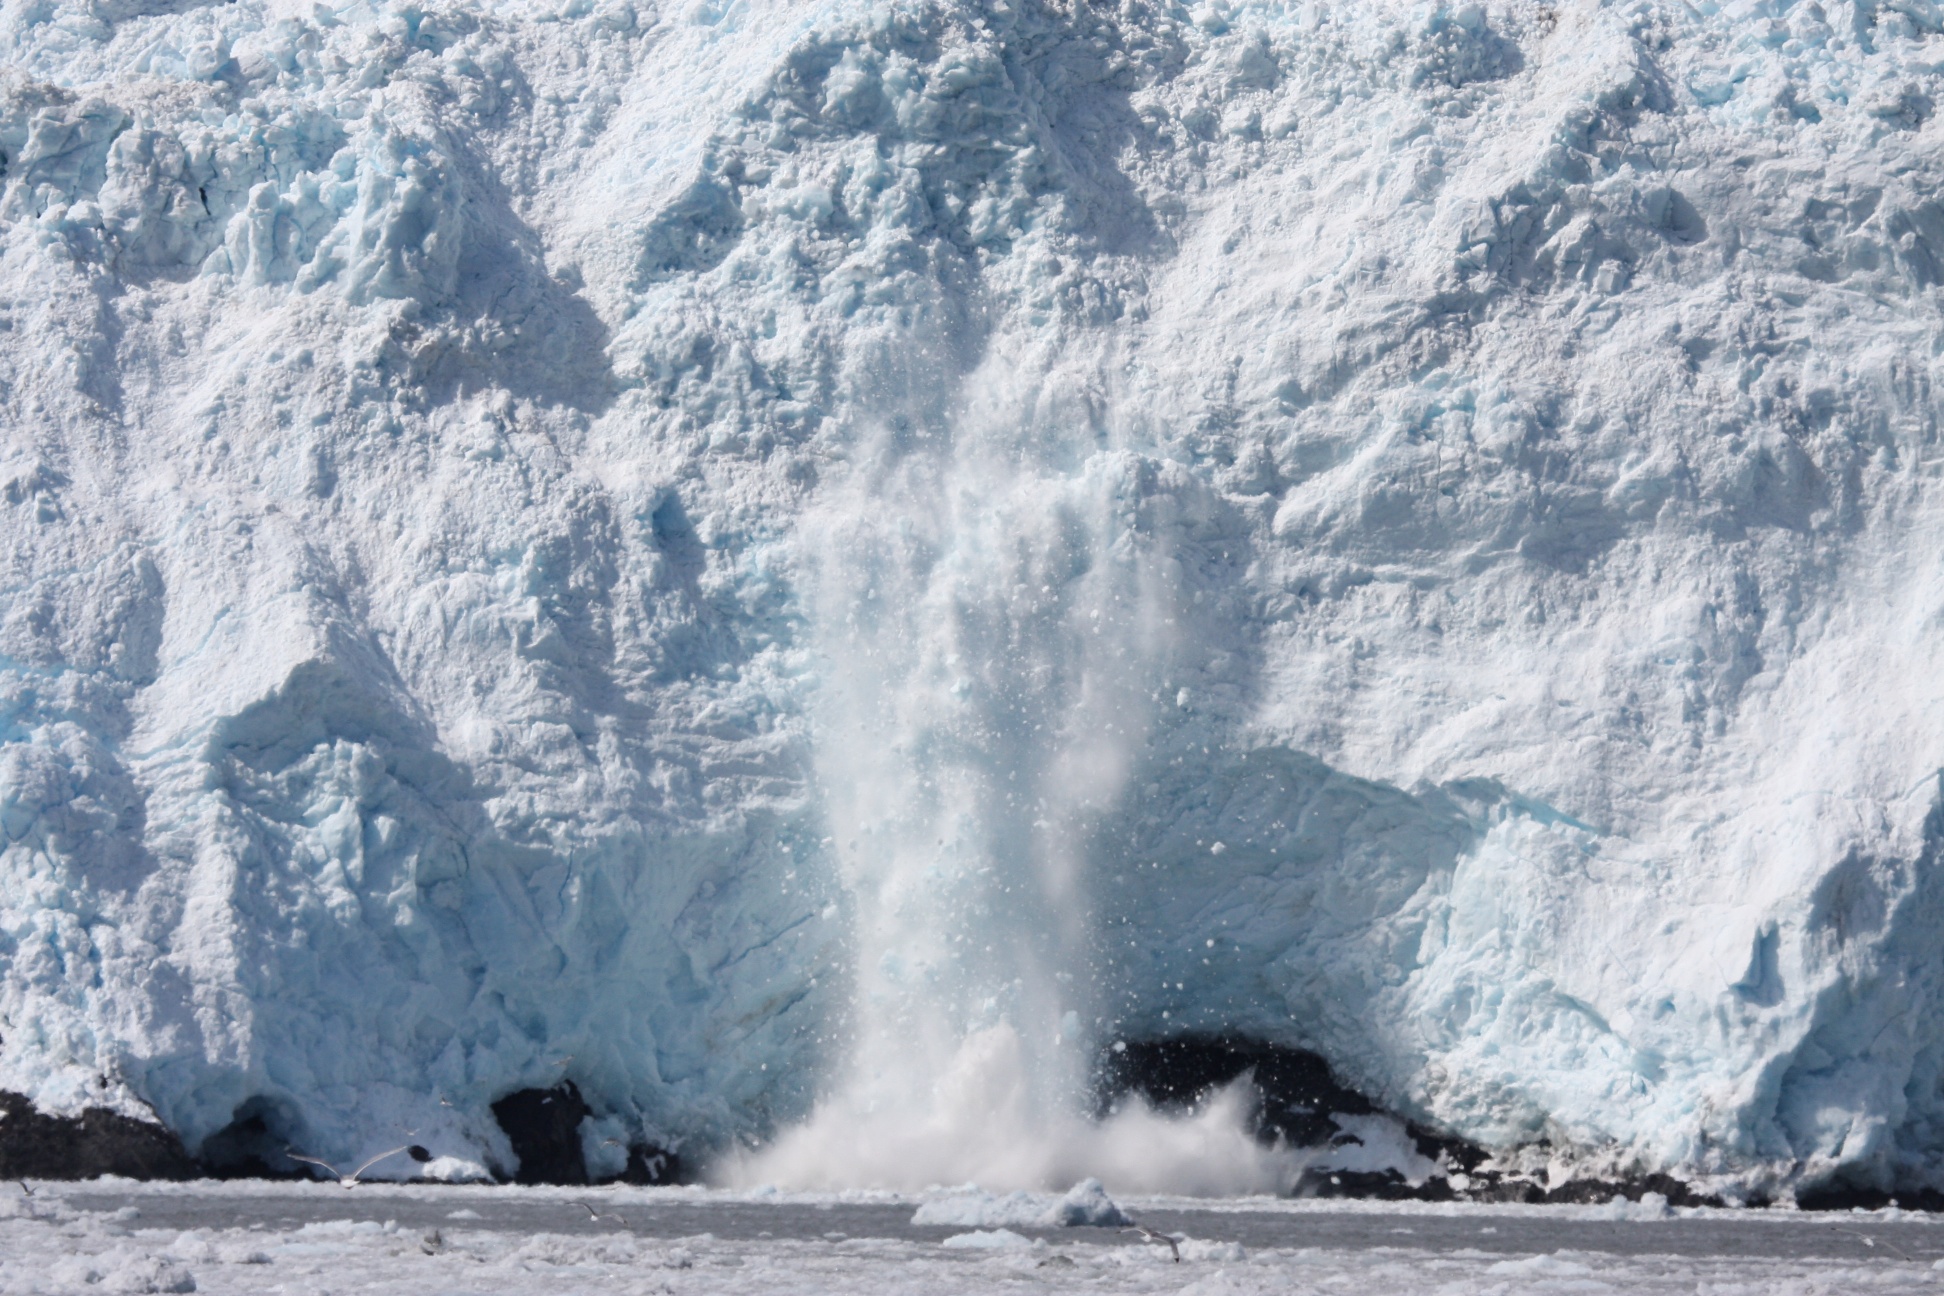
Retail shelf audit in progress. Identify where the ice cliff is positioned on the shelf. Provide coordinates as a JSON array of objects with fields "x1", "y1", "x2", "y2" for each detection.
[{"x1": 3, "y1": 0, "x2": 1944, "y2": 1199}]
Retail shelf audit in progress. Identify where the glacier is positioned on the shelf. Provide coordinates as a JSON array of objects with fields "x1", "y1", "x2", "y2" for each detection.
[{"x1": 2, "y1": 0, "x2": 1944, "y2": 1201}]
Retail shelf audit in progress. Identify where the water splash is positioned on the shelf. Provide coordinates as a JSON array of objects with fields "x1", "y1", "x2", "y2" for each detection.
[
  {"x1": 729, "y1": 359, "x2": 1303, "y2": 1193},
  {"x1": 733, "y1": 1026, "x2": 1304, "y2": 1193}
]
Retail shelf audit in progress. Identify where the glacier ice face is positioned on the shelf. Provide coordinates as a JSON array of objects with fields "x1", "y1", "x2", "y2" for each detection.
[{"x1": 1, "y1": 0, "x2": 1944, "y2": 1196}]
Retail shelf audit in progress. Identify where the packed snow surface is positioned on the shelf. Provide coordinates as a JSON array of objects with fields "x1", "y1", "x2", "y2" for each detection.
[{"x1": 6, "y1": 0, "x2": 1944, "y2": 1199}]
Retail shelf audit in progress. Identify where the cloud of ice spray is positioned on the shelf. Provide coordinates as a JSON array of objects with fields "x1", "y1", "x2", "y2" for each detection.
[
  {"x1": 726, "y1": 358, "x2": 1294, "y2": 1194},
  {"x1": 724, "y1": 1023, "x2": 1309, "y2": 1194}
]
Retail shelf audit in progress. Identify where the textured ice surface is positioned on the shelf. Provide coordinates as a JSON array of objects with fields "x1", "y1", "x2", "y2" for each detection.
[
  {"x1": 3, "y1": 0, "x2": 1944, "y2": 1198},
  {"x1": 1050, "y1": 1178, "x2": 1135, "y2": 1228},
  {"x1": 938, "y1": 1227, "x2": 1034, "y2": 1249},
  {"x1": 914, "y1": 1189, "x2": 1068, "y2": 1229},
  {"x1": 2, "y1": 1183, "x2": 1942, "y2": 1296},
  {"x1": 912, "y1": 1177, "x2": 1132, "y2": 1228}
]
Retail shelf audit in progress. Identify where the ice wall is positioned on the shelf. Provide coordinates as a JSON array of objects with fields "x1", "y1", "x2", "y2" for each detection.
[{"x1": 2, "y1": 0, "x2": 1944, "y2": 1197}]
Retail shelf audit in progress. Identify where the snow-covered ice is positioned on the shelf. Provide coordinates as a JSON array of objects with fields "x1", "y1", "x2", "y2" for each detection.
[{"x1": 4, "y1": 0, "x2": 1944, "y2": 1201}]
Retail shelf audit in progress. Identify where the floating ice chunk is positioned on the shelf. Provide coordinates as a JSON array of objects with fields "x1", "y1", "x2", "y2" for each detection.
[
  {"x1": 913, "y1": 1177, "x2": 1130, "y2": 1227},
  {"x1": 940, "y1": 1229, "x2": 1033, "y2": 1250},
  {"x1": 93, "y1": 1253, "x2": 197, "y2": 1293},
  {"x1": 1588, "y1": 1191, "x2": 1673, "y2": 1221},
  {"x1": 1487, "y1": 1254, "x2": 1596, "y2": 1277},
  {"x1": 418, "y1": 1157, "x2": 492, "y2": 1184},
  {"x1": 913, "y1": 1188, "x2": 1053, "y2": 1228},
  {"x1": 1045, "y1": 1178, "x2": 1132, "y2": 1227},
  {"x1": 1175, "y1": 1273, "x2": 1245, "y2": 1296}
]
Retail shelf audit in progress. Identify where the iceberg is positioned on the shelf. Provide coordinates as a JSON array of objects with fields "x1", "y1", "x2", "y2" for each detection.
[
  {"x1": 912, "y1": 1178, "x2": 1131, "y2": 1229},
  {"x1": 0, "y1": 0, "x2": 1942, "y2": 1202}
]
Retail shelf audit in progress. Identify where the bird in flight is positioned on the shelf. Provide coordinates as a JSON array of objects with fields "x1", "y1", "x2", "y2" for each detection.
[
  {"x1": 1121, "y1": 1224, "x2": 1183, "y2": 1262},
  {"x1": 285, "y1": 1145, "x2": 416, "y2": 1187},
  {"x1": 577, "y1": 1199, "x2": 630, "y2": 1227}
]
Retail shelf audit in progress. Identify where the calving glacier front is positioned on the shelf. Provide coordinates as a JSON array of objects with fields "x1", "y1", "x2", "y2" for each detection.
[{"x1": 0, "y1": 0, "x2": 1939, "y2": 1200}]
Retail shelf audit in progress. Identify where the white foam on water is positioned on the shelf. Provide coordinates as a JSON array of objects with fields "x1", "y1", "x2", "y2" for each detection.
[{"x1": 732, "y1": 1032, "x2": 1303, "y2": 1193}]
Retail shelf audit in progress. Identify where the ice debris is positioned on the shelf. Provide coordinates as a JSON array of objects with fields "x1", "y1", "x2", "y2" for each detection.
[
  {"x1": 914, "y1": 1178, "x2": 1130, "y2": 1229},
  {"x1": 1046, "y1": 1179, "x2": 1133, "y2": 1228},
  {"x1": 939, "y1": 1229, "x2": 1034, "y2": 1251}
]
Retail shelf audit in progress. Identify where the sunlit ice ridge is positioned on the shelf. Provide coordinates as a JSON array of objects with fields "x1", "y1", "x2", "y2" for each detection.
[{"x1": 3, "y1": 0, "x2": 1944, "y2": 1206}]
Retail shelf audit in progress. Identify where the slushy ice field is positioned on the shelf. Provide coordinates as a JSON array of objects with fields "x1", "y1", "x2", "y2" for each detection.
[
  {"x1": 7, "y1": 1181, "x2": 1944, "y2": 1296},
  {"x1": 13, "y1": 0, "x2": 1944, "y2": 1271}
]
